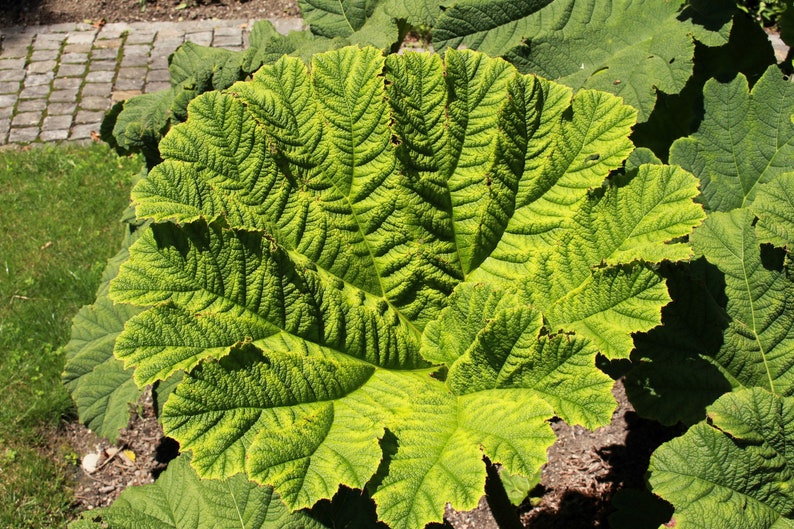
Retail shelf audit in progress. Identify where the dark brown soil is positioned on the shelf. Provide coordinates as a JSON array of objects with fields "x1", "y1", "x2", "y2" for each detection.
[
  {"x1": 0, "y1": 0, "x2": 300, "y2": 28},
  {"x1": 56, "y1": 390, "x2": 177, "y2": 513}
]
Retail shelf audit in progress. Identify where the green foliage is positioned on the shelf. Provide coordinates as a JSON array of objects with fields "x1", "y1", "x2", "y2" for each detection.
[
  {"x1": 649, "y1": 388, "x2": 794, "y2": 528},
  {"x1": 102, "y1": 10, "x2": 401, "y2": 168},
  {"x1": 73, "y1": 46, "x2": 704, "y2": 529},
  {"x1": 298, "y1": 0, "x2": 399, "y2": 48},
  {"x1": 671, "y1": 66, "x2": 794, "y2": 213},
  {"x1": 627, "y1": 66, "x2": 794, "y2": 424},
  {"x1": 103, "y1": 0, "x2": 769, "y2": 166},
  {"x1": 73, "y1": 454, "x2": 329, "y2": 528},
  {"x1": 634, "y1": 65, "x2": 794, "y2": 527},
  {"x1": 737, "y1": 0, "x2": 790, "y2": 27},
  {"x1": 70, "y1": 2, "x2": 794, "y2": 528},
  {"x1": 500, "y1": 0, "x2": 733, "y2": 121}
]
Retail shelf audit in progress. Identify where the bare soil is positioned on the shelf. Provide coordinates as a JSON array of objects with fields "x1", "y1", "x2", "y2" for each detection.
[{"x1": 0, "y1": 0, "x2": 300, "y2": 28}]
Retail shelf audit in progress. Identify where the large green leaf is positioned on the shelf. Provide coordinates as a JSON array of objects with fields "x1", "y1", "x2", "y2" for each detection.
[
  {"x1": 422, "y1": 282, "x2": 615, "y2": 428},
  {"x1": 691, "y1": 209, "x2": 794, "y2": 396},
  {"x1": 384, "y1": 0, "x2": 443, "y2": 27},
  {"x1": 649, "y1": 388, "x2": 794, "y2": 528},
  {"x1": 104, "y1": 89, "x2": 173, "y2": 167},
  {"x1": 754, "y1": 173, "x2": 794, "y2": 249},
  {"x1": 432, "y1": 0, "x2": 555, "y2": 55},
  {"x1": 110, "y1": 47, "x2": 704, "y2": 529},
  {"x1": 631, "y1": 12, "x2": 776, "y2": 160},
  {"x1": 670, "y1": 66, "x2": 794, "y2": 212},
  {"x1": 473, "y1": 162, "x2": 704, "y2": 359},
  {"x1": 297, "y1": 0, "x2": 398, "y2": 49},
  {"x1": 73, "y1": 454, "x2": 328, "y2": 528},
  {"x1": 436, "y1": 0, "x2": 733, "y2": 122},
  {"x1": 626, "y1": 63, "x2": 794, "y2": 428}
]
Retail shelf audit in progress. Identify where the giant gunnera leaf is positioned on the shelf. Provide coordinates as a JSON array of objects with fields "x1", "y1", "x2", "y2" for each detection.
[
  {"x1": 434, "y1": 0, "x2": 733, "y2": 122},
  {"x1": 626, "y1": 66, "x2": 794, "y2": 426},
  {"x1": 108, "y1": 46, "x2": 704, "y2": 529},
  {"x1": 73, "y1": 454, "x2": 328, "y2": 528},
  {"x1": 670, "y1": 66, "x2": 794, "y2": 214},
  {"x1": 649, "y1": 388, "x2": 794, "y2": 529}
]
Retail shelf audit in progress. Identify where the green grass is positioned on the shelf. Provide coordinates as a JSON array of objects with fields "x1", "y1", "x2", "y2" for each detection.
[{"x1": 0, "y1": 143, "x2": 141, "y2": 528}]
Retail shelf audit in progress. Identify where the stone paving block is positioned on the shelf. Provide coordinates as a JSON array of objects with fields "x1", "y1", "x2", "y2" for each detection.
[
  {"x1": 45, "y1": 22, "x2": 93, "y2": 33},
  {"x1": 30, "y1": 49, "x2": 60, "y2": 61},
  {"x1": 63, "y1": 43, "x2": 92, "y2": 54},
  {"x1": 214, "y1": 25, "x2": 244, "y2": 37},
  {"x1": 2, "y1": 44, "x2": 30, "y2": 59},
  {"x1": 271, "y1": 17, "x2": 304, "y2": 35},
  {"x1": 154, "y1": 32, "x2": 184, "y2": 44},
  {"x1": 145, "y1": 81, "x2": 171, "y2": 93},
  {"x1": 15, "y1": 100, "x2": 43, "y2": 113},
  {"x1": 88, "y1": 59, "x2": 117, "y2": 71},
  {"x1": 42, "y1": 114, "x2": 73, "y2": 130},
  {"x1": 40, "y1": 129, "x2": 70, "y2": 141},
  {"x1": 97, "y1": 24, "x2": 132, "y2": 40},
  {"x1": 185, "y1": 31, "x2": 213, "y2": 46},
  {"x1": 148, "y1": 57, "x2": 169, "y2": 71},
  {"x1": 126, "y1": 32, "x2": 157, "y2": 45},
  {"x1": 81, "y1": 83, "x2": 112, "y2": 97},
  {"x1": 212, "y1": 36, "x2": 243, "y2": 48},
  {"x1": 146, "y1": 21, "x2": 186, "y2": 31},
  {"x1": 24, "y1": 72, "x2": 55, "y2": 86},
  {"x1": 46, "y1": 102, "x2": 77, "y2": 115},
  {"x1": 117, "y1": 67, "x2": 147, "y2": 80},
  {"x1": 56, "y1": 63, "x2": 86, "y2": 77},
  {"x1": 150, "y1": 50, "x2": 177, "y2": 65},
  {"x1": 120, "y1": 54, "x2": 149, "y2": 68},
  {"x1": 69, "y1": 123, "x2": 97, "y2": 140},
  {"x1": 0, "y1": 81, "x2": 21, "y2": 94},
  {"x1": 93, "y1": 38, "x2": 123, "y2": 49},
  {"x1": 74, "y1": 110, "x2": 104, "y2": 124},
  {"x1": 114, "y1": 78, "x2": 145, "y2": 91},
  {"x1": 80, "y1": 95, "x2": 113, "y2": 110},
  {"x1": 85, "y1": 70, "x2": 115, "y2": 83},
  {"x1": 27, "y1": 60, "x2": 58, "y2": 75},
  {"x1": 150, "y1": 44, "x2": 176, "y2": 56},
  {"x1": 67, "y1": 31, "x2": 98, "y2": 45},
  {"x1": 12, "y1": 111, "x2": 43, "y2": 127},
  {"x1": 0, "y1": 118, "x2": 10, "y2": 141},
  {"x1": 8, "y1": 127, "x2": 39, "y2": 143},
  {"x1": 49, "y1": 89, "x2": 79, "y2": 103},
  {"x1": 0, "y1": 94, "x2": 20, "y2": 109},
  {"x1": 53, "y1": 77, "x2": 82, "y2": 90},
  {"x1": 146, "y1": 68, "x2": 171, "y2": 82},
  {"x1": 0, "y1": 70, "x2": 24, "y2": 84},
  {"x1": 123, "y1": 44, "x2": 152, "y2": 57},
  {"x1": 0, "y1": 58, "x2": 26, "y2": 71},
  {"x1": 61, "y1": 52, "x2": 89, "y2": 64},
  {"x1": 155, "y1": 27, "x2": 186, "y2": 38},
  {"x1": 33, "y1": 34, "x2": 66, "y2": 50},
  {"x1": 0, "y1": 105, "x2": 14, "y2": 119},
  {"x1": 91, "y1": 47, "x2": 120, "y2": 60},
  {"x1": 0, "y1": 29, "x2": 35, "y2": 56},
  {"x1": 19, "y1": 85, "x2": 51, "y2": 99}
]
